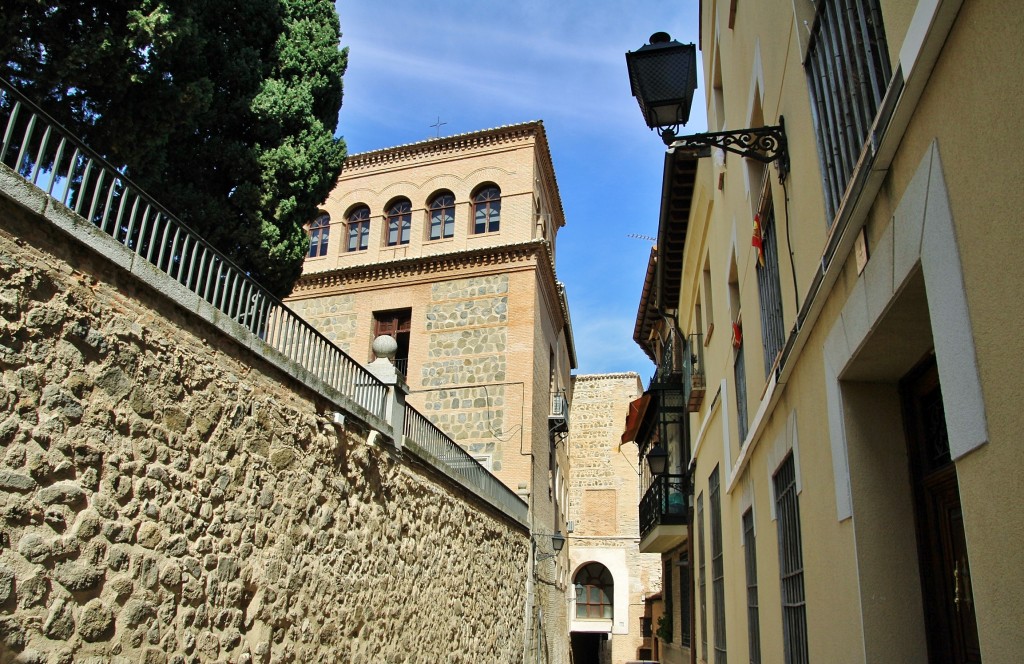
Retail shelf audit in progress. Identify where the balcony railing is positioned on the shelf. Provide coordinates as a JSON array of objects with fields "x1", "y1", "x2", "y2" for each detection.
[
  {"x1": 685, "y1": 332, "x2": 706, "y2": 412},
  {"x1": 404, "y1": 405, "x2": 528, "y2": 522},
  {"x1": 0, "y1": 79, "x2": 393, "y2": 421},
  {"x1": 549, "y1": 390, "x2": 569, "y2": 434},
  {"x1": 639, "y1": 473, "x2": 690, "y2": 541}
]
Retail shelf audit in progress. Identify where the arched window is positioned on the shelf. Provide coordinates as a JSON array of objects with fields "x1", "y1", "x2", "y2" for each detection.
[
  {"x1": 473, "y1": 185, "x2": 501, "y2": 234},
  {"x1": 574, "y1": 563, "x2": 613, "y2": 619},
  {"x1": 428, "y1": 191, "x2": 456, "y2": 240},
  {"x1": 308, "y1": 212, "x2": 330, "y2": 258},
  {"x1": 386, "y1": 198, "x2": 412, "y2": 246},
  {"x1": 346, "y1": 205, "x2": 370, "y2": 252}
]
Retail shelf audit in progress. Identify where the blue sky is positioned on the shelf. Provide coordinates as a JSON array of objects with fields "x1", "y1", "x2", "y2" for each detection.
[{"x1": 333, "y1": 0, "x2": 706, "y2": 377}]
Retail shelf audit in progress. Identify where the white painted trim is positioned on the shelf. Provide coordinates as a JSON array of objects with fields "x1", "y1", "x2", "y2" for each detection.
[
  {"x1": 822, "y1": 141, "x2": 989, "y2": 521},
  {"x1": 691, "y1": 386, "x2": 722, "y2": 468},
  {"x1": 721, "y1": 378, "x2": 732, "y2": 471},
  {"x1": 765, "y1": 409, "x2": 800, "y2": 521},
  {"x1": 569, "y1": 548, "x2": 631, "y2": 635},
  {"x1": 725, "y1": 369, "x2": 777, "y2": 494},
  {"x1": 823, "y1": 349, "x2": 853, "y2": 521}
]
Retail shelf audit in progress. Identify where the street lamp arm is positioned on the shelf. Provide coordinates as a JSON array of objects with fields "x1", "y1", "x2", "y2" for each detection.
[{"x1": 668, "y1": 118, "x2": 789, "y2": 181}]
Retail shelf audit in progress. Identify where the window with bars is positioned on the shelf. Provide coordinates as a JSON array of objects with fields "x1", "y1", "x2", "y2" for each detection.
[
  {"x1": 774, "y1": 454, "x2": 808, "y2": 664},
  {"x1": 385, "y1": 198, "x2": 412, "y2": 246},
  {"x1": 755, "y1": 199, "x2": 785, "y2": 378},
  {"x1": 698, "y1": 492, "x2": 707, "y2": 660},
  {"x1": 804, "y1": 0, "x2": 892, "y2": 224},
  {"x1": 346, "y1": 205, "x2": 370, "y2": 252},
  {"x1": 428, "y1": 191, "x2": 455, "y2": 240},
  {"x1": 680, "y1": 552, "x2": 691, "y2": 648},
  {"x1": 743, "y1": 509, "x2": 761, "y2": 664},
  {"x1": 734, "y1": 344, "x2": 748, "y2": 443},
  {"x1": 308, "y1": 212, "x2": 330, "y2": 258},
  {"x1": 663, "y1": 558, "x2": 674, "y2": 643},
  {"x1": 710, "y1": 467, "x2": 727, "y2": 664}
]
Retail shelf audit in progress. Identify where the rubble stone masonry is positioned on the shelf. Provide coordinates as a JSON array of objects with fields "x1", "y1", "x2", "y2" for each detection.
[{"x1": 0, "y1": 193, "x2": 528, "y2": 662}]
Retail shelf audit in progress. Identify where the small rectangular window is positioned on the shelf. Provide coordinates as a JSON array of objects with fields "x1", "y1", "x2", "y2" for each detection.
[
  {"x1": 698, "y1": 492, "x2": 707, "y2": 659},
  {"x1": 373, "y1": 308, "x2": 411, "y2": 374},
  {"x1": 743, "y1": 509, "x2": 761, "y2": 664},
  {"x1": 710, "y1": 467, "x2": 727, "y2": 664},
  {"x1": 805, "y1": 0, "x2": 892, "y2": 224},
  {"x1": 755, "y1": 195, "x2": 785, "y2": 378},
  {"x1": 663, "y1": 558, "x2": 674, "y2": 643},
  {"x1": 680, "y1": 552, "x2": 691, "y2": 648},
  {"x1": 774, "y1": 455, "x2": 808, "y2": 664}
]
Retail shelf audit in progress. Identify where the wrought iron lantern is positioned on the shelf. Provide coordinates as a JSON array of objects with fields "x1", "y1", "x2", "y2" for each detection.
[
  {"x1": 626, "y1": 31, "x2": 790, "y2": 178},
  {"x1": 646, "y1": 442, "x2": 669, "y2": 475},
  {"x1": 626, "y1": 33, "x2": 698, "y2": 143},
  {"x1": 535, "y1": 531, "x2": 566, "y2": 561}
]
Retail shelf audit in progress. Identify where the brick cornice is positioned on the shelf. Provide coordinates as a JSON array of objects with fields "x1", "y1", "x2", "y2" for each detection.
[
  {"x1": 343, "y1": 122, "x2": 542, "y2": 172},
  {"x1": 291, "y1": 240, "x2": 556, "y2": 295}
]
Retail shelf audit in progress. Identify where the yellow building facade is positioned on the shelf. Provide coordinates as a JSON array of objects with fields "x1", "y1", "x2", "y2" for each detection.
[
  {"x1": 284, "y1": 121, "x2": 577, "y2": 663},
  {"x1": 629, "y1": 1, "x2": 1023, "y2": 663}
]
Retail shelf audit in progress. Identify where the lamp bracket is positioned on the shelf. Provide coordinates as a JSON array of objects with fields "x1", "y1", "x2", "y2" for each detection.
[{"x1": 667, "y1": 118, "x2": 789, "y2": 182}]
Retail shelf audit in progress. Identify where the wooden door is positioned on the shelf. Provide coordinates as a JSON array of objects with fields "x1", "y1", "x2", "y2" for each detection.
[{"x1": 902, "y1": 357, "x2": 982, "y2": 664}]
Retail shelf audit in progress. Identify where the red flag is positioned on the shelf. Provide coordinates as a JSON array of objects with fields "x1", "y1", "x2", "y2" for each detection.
[
  {"x1": 732, "y1": 322, "x2": 743, "y2": 349},
  {"x1": 752, "y1": 213, "x2": 765, "y2": 266}
]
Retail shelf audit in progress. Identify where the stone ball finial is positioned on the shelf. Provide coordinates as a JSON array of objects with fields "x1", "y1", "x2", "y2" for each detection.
[{"x1": 371, "y1": 335, "x2": 398, "y2": 361}]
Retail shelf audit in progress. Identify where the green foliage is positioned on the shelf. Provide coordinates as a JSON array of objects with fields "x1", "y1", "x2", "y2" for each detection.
[
  {"x1": 1, "y1": 0, "x2": 347, "y2": 296},
  {"x1": 656, "y1": 613, "x2": 672, "y2": 642}
]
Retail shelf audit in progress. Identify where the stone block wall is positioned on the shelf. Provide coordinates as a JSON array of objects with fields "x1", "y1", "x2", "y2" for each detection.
[
  {"x1": 0, "y1": 195, "x2": 529, "y2": 663},
  {"x1": 567, "y1": 374, "x2": 662, "y2": 663},
  {"x1": 287, "y1": 295, "x2": 357, "y2": 354},
  {"x1": 420, "y1": 276, "x2": 508, "y2": 470}
]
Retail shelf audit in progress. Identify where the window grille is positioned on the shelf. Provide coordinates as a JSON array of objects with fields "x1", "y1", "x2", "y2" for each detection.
[
  {"x1": 774, "y1": 455, "x2": 809, "y2": 664},
  {"x1": 663, "y1": 558, "x2": 674, "y2": 642},
  {"x1": 698, "y1": 492, "x2": 707, "y2": 659},
  {"x1": 680, "y1": 552, "x2": 691, "y2": 647},
  {"x1": 756, "y1": 200, "x2": 785, "y2": 378},
  {"x1": 743, "y1": 509, "x2": 761, "y2": 664},
  {"x1": 734, "y1": 344, "x2": 748, "y2": 443},
  {"x1": 710, "y1": 467, "x2": 727, "y2": 664},
  {"x1": 805, "y1": 0, "x2": 892, "y2": 223}
]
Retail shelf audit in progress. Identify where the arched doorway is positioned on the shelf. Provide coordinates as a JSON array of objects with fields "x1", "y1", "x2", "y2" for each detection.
[{"x1": 571, "y1": 562, "x2": 614, "y2": 664}]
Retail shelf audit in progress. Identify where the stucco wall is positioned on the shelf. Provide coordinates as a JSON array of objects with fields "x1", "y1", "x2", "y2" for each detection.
[{"x1": 0, "y1": 191, "x2": 529, "y2": 663}]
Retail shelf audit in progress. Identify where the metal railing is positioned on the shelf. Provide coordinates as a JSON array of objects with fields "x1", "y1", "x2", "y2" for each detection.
[
  {"x1": 639, "y1": 473, "x2": 689, "y2": 541},
  {"x1": 0, "y1": 77, "x2": 388, "y2": 420},
  {"x1": 685, "y1": 332, "x2": 706, "y2": 412},
  {"x1": 404, "y1": 405, "x2": 528, "y2": 521},
  {"x1": 805, "y1": 0, "x2": 892, "y2": 224}
]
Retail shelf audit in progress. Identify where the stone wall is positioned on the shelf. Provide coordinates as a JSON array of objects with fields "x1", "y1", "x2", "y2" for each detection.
[
  {"x1": 567, "y1": 374, "x2": 662, "y2": 663},
  {"x1": 287, "y1": 295, "x2": 357, "y2": 354},
  {"x1": 0, "y1": 191, "x2": 529, "y2": 662},
  {"x1": 421, "y1": 276, "x2": 509, "y2": 470}
]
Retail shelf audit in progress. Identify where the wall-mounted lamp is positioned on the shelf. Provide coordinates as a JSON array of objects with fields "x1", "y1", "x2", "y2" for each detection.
[
  {"x1": 626, "y1": 33, "x2": 698, "y2": 144},
  {"x1": 646, "y1": 442, "x2": 669, "y2": 476},
  {"x1": 534, "y1": 531, "x2": 566, "y2": 562},
  {"x1": 626, "y1": 32, "x2": 789, "y2": 180}
]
